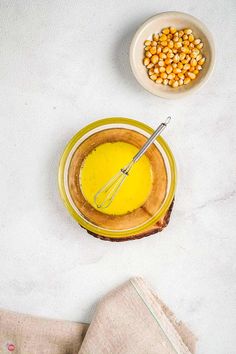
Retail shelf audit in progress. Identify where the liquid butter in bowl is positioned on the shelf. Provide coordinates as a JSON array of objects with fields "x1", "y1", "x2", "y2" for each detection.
[{"x1": 58, "y1": 118, "x2": 176, "y2": 241}]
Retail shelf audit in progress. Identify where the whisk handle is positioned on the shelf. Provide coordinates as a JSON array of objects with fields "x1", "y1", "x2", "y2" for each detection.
[{"x1": 133, "y1": 116, "x2": 171, "y2": 163}]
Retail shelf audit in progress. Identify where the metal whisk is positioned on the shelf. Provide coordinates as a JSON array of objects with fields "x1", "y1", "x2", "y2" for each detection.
[{"x1": 94, "y1": 117, "x2": 171, "y2": 209}]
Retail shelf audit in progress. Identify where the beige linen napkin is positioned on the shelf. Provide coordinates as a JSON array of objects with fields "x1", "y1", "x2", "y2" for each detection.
[
  {"x1": 0, "y1": 278, "x2": 196, "y2": 354},
  {"x1": 79, "y1": 278, "x2": 196, "y2": 354},
  {"x1": 0, "y1": 309, "x2": 88, "y2": 354}
]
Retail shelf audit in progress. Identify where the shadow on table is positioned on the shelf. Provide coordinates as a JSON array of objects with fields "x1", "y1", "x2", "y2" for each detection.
[{"x1": 112, "y1": 16, "x2": 147, "y2": 94}]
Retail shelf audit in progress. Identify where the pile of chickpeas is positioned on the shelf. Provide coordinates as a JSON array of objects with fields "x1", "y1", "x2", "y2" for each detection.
[{"x1": 143, "y1": 27, "x2": 205, "y2": 88}]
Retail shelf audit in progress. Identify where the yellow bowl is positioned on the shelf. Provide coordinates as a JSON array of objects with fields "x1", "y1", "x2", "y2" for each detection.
[
  {"x1": 130, "y1": 11, "x2": 215, "y2": 99},
  {"x1": 58, "y1": 118, "x2": 177, "y2": 239}
]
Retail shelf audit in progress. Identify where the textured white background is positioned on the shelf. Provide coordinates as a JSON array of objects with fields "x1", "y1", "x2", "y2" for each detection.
[{"x1": 0, "y1": 1, "x2": 236, "y2": 353}]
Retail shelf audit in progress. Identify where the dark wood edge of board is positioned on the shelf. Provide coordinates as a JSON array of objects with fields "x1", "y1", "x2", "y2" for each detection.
[{"x1": 83, "y1": 199, "x2": 174, "y2": 242}]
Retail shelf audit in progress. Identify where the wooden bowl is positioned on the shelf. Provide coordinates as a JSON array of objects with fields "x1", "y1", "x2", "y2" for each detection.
[{"x1": 58, "y1": 118, "x2": 177, "y2": 240}]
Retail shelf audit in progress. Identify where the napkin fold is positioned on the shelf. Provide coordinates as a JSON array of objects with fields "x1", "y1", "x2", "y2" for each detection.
[
  {"x1": 0, "y1": 278, "x2": 196, "y2": 354},
  {"x1": 79, "y1": 278, "x2": 195, "y2": 354}
]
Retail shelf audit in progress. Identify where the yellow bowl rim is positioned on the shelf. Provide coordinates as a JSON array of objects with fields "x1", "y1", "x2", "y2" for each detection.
[{"x1": 58, "y1": 117, "x2": 177, "y2": 238}]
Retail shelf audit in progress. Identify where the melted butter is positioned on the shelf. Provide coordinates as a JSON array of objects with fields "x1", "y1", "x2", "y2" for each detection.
[{"x1": 80, "y1": 142, "x2": 152, "y2": 215}]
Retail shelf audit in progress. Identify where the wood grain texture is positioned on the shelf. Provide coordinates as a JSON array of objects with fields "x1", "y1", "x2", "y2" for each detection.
[{"x1": 85, "y1": 199, "x2": 174, "y2": 242}]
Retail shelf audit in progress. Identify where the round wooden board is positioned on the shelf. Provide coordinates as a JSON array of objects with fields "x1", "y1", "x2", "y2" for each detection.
[{"x1": 84, "y1": 199, "x2": 174, "y2": 242}]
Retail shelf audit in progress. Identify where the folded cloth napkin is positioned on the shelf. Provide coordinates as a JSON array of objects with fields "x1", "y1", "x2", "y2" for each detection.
[
  {"x1": 79, "y1": 278, "x2": 196, "y2": 354},
  {"x1": 0, "y1": 278, "x2": 196, "y2": 354},
  {"x1": 0, "y1": 308, "x2": 88, "y2": 354}
]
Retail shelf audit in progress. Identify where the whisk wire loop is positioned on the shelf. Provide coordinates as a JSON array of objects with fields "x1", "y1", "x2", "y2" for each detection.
[
  {"x1": 94, "y1": 117, "x2": 171, "y2": 209},
  {"x1": 94, "y1": 161, "x2": 134, "y2": 209}
]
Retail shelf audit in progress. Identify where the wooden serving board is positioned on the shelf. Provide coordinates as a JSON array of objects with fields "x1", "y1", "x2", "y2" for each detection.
[{"x1": 85, "y1": 199, "x2": 174, "y2": 242}]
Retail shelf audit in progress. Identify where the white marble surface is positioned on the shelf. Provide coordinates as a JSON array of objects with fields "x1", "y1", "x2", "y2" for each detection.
[{"x1": 0, "y1": 1, "x2": 235, "y2": 353}]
